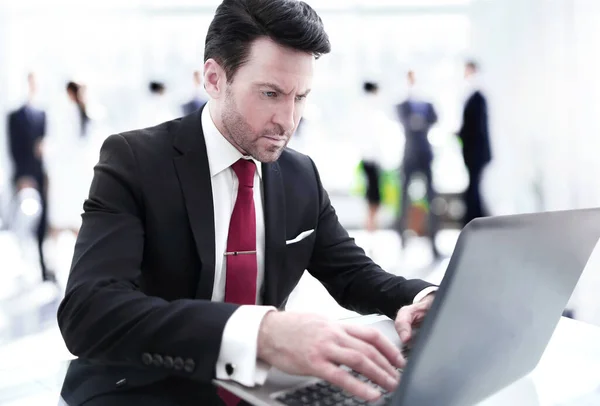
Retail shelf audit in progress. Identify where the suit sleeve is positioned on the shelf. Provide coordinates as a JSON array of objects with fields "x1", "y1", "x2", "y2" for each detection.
[
  {"x1": 428, "y1": 104, "x2": 438, "y2": 125},
  {"x1": 57, "y1": 134, "x2": 239, "y2": 383},
  {"x1": 7, "y1": 114, "x2": 23, "y2": 177},
  {"x1": 41, "y1": 111, "x2": 47, "y2": 138},
  {"x1": 397, "y1": 104, "x2": 409, "y2": 128},
  {"x1": 305, "y1": 158, "x2": 435, "y2": 320},
  {"x1": 478, "y1": 97, "x2": 490, "y2": 146}
]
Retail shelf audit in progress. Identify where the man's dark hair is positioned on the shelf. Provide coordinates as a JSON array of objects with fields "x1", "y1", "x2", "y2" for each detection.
[
  {"x1": 363, "y1": 82, "x2": 378, "y2": 94},
  {"x1": 204, "y1": 0, "x2": 331, "y2": 82},
  {"x1": 66, "y1": 81, "x2": 90, "y2": 136},
  {"x1": 466, "y1": 59, "x2": 479, "y2": 72}
]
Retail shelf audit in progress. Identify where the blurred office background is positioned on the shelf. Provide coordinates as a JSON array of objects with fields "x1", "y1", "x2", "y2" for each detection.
[{"x1": 1, "y1": 0, "x2": 600, "y2": 404}]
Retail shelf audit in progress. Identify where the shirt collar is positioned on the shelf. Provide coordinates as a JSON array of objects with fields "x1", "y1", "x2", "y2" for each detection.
[{"x1": 201, "y1": 102, "x2": 262, "y2": 179}]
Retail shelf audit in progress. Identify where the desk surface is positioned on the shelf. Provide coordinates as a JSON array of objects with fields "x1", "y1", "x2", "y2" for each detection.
[
  {"x1": 480, "y1": 316, "x2": 600, "y2": 406},
  {"x1": 348, "y1": 315, "x2": 600, "y2": 406}
]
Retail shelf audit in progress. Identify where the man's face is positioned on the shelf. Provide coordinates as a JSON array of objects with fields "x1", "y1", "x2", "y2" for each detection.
[
  {"x1": 465, "y1": 65, "x2": 475, "y2": 79},
  {"x1": 206, "y1": 37, "x2": 314, "y2": 162},
  {"x1": 28, "y1": 74, "x2": 37, "y2": 96}
]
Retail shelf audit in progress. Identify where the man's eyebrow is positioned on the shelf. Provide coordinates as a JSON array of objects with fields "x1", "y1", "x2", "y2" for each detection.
[{"x1": 256, "y1": 82, "x2": 311, "y2": 97}]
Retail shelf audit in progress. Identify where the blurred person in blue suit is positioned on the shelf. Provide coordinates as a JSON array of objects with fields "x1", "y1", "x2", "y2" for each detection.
[
  {"x1": 7, "y1": 72, "x2": 55, "y2": 282},
  {"x1": 458, "y1": 60, "x2": 492, "y2": 226},
  {"x1": 182, "y1": 71, "x2": 208, "y2": 116},
  {"x1": 395, "y1": 70, "x2": 440, "y2": 260}
]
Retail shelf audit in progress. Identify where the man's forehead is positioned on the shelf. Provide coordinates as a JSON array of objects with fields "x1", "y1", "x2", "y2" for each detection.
[{"x1": 239, "y1": 64, "x2": 313, "y2": 92}]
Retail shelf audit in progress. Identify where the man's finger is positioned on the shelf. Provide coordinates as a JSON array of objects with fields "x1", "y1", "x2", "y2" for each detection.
[
  {"x1": 328, "y1": 347, "x2": 398, "y2": 394},
  {"x1": 396, "y1": 308, "x2": 428, "y2": 343},
  {"x1": 318, "y1": 363, "x2": 381, "y2": 401},
  {"x1": 338, "y1": 330, "x2": 401, "y2": 378},
  {"x1": 395, "y1": 307, "x2": 414, "y2": 343},
  {"x1": 343, "y1": 325, "x2": 404, "y2": 369}
]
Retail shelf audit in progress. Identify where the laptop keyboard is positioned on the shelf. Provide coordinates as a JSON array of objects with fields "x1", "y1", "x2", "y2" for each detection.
[
  {"x1": 275, "y1": 344, "x2": 410, "y2": 406},
  {"x1": 274, "y1": 369, "x2": 398, "y2": 406}
]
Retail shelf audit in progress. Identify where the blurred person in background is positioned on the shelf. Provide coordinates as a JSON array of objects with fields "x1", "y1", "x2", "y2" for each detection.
[
  {"x1": 357, "y1": 81, "x2": 384, "y2": 233},
  {"x1": 396, "y1": 70, "x2": 440, "y2": 260},
  {"x1": 141, "y1": 81, "x2": 178, "y2": 126},
  {"x1": 57, "y1": 1, "x2": 438, "y2": 404},
  {"x1": 457, "y1": 60, "x2": 492, "y2": 226},
  {"x1": 46, "y1": 80, "x2": 92, "y2": 237},
  {"x1": 182, "y1": 70, "x2": 208, "y2": 116},
  {"x1": 7, "y1": 72, "x2": 55, "y2": 282}
]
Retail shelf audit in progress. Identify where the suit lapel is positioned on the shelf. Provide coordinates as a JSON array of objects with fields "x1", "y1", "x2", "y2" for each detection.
[
  {"x1": 261, "y1": 161, "x2": 287, "y2": 307},
  {"x1": 172, "y1": 108, "x2": 216, "y2": 300}
]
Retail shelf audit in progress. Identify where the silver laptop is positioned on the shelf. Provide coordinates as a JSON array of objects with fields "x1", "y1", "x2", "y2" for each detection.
[{"x1": 214, "y1": 208, "x2": 600, "y2": 405}]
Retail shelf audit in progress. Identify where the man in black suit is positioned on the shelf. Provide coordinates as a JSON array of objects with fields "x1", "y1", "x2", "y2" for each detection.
[
  {"x1": 458, "y1": 60, "x2": 492, "y2": 226},
  {"x1": 8, "y1": 73, "x2": 53, "y2": 282},
  {"x1": 396, "y1": 70, "x2": 440, "y2": 260},
  {"x1": 57, "y1": 1, "x2": 437, "y2": 405}
]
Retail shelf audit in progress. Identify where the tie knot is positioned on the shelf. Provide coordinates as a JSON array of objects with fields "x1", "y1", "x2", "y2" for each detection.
[{"x1": 232, "y1": 158, "x2": 256, "y2": 187}]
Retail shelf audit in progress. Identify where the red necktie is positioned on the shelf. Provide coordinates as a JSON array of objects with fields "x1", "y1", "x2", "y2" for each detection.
[
  {"x1": 224, "y1": 158, "x2": 258, "y2": 305},
  {"x1": 219, "y1": 158, "x2": 258, "y2": 406}
]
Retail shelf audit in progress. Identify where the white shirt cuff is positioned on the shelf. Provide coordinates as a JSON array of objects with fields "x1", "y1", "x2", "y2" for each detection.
[
  {"x1": 413, "y1": 287, "x2": 438, "y2": 304},
  {"x1": 216, "y1": 305, "x2": 276, "y2": 387}
]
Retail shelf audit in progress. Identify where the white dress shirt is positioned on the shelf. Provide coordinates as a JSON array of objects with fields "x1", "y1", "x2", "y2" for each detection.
[
  {"x1": 203, "y1": 105, "x2": 274, "y2": 387},
  {"x1": 203, "y1": 103, "x2": 437, "y2": 387}
]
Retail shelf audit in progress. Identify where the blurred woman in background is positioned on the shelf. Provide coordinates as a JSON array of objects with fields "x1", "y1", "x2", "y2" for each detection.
[{"x1": 46, "y1": 81, "x2": 94, "y2": 237}]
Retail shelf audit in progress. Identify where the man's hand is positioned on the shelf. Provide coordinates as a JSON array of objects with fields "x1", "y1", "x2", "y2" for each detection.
[
  {"x1": 395, "y1": 294, "x2": 435, "y2": 345},
  {"x1": 257, "y1": 312, "x2": 403, "y2": 401},
  {"x1": 34, "y1": 139, "x2": 44, "y2": 160},
  {"x1": 16, "y1": 176, "x2": 37, "y2": 191}
]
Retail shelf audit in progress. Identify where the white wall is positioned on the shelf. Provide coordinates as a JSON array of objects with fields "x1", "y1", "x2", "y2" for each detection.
[
  {"x1": 469, "y1": 0, "x2": 600, "y2": 326},
  {"x1": 469, "y1": 0, "x2": 600, "y2": 215}
]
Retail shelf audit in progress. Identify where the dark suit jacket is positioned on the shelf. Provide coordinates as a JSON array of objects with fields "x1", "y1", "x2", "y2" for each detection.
[
  {"x1": 396, "y1": 100, "x2": 437, "y2": 166},
  {"x1": 57, "y1": 106, "x2": 434, "y2": 405},
  {"x1": 7, "y1": 105, "x2": 46, "y2": 184},
  {"x1": 458, "y1": 91, "x2": 492, "y2": 169}
]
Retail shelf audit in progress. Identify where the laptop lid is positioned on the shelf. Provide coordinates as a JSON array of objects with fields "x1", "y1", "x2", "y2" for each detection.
[{"x1": 392, "y1": 208, "x2": 600, "y2": 405}]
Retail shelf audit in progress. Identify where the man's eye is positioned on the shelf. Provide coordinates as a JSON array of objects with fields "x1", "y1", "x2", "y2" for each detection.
[
  {"x1": 295, "y1": 95, "x2": 307, "y2": 102},
  {"x1": 263, "y1": 91, "x2": 277, "y2": 98}
]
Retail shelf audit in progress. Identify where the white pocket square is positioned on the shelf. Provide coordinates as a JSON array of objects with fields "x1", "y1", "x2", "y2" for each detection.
[{"x1": 286, "y1": 229, "x2": 315, "y2": 245}]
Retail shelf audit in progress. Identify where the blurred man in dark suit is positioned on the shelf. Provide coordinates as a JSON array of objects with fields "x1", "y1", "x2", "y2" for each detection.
[
  {"x1": 458, "y1": 60, "x2": 492, "y2": 226},
  {"x1": 57, "y1": 1, "x2": 437, "y2": 405},
  {"x1": 182, "y1": 70, "x2": 208, "y2": 116},
  {"x1": 396, "y1": 70, "x2": 440, "y2": 260},
  {"x1": 7, "y1": 72, "x2": 54, "y2": 282}
]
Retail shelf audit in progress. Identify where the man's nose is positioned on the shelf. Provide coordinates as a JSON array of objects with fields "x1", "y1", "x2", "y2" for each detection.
[{"x1": 272, "y1": 100, "x2": 295, "y2": 134}]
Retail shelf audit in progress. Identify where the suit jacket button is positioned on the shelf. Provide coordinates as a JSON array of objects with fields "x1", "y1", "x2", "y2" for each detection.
[
  {"x1": 116, "y1": 379, "x2": 127, "y2": 388},
  {"x1": 225, "y1": 363, "x2": 235, "y2": 376},
  {"x1": 184, "y1": 359, "x2": 195, "y2": 373},
  {"x1": 164, "y1": 356, "x2": 174, "y2": 369},
  {"x1": 153, "y1": 354, "x2": 163, "y2": 367},
  {"x1": 173, "y1": 357, "x2": 184, "y2": 371},
  {"x1": 141, "y1": 353, "x2": 153, "y2": 366}
]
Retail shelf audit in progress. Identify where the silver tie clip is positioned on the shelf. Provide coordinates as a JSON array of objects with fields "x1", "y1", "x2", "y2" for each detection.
[{"x1": 224, "y1": 250, "x2": 257, "y2": 256}]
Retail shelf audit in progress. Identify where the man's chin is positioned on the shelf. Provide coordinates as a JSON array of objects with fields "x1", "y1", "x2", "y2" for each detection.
[{"x1": 253, "y1": 147, "x2": 284, "y2": 163}]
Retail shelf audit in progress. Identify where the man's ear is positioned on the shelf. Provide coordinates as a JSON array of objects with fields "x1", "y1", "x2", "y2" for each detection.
[{"x1": 203, "y1": 59, "x2": 226, "y2": 99}]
